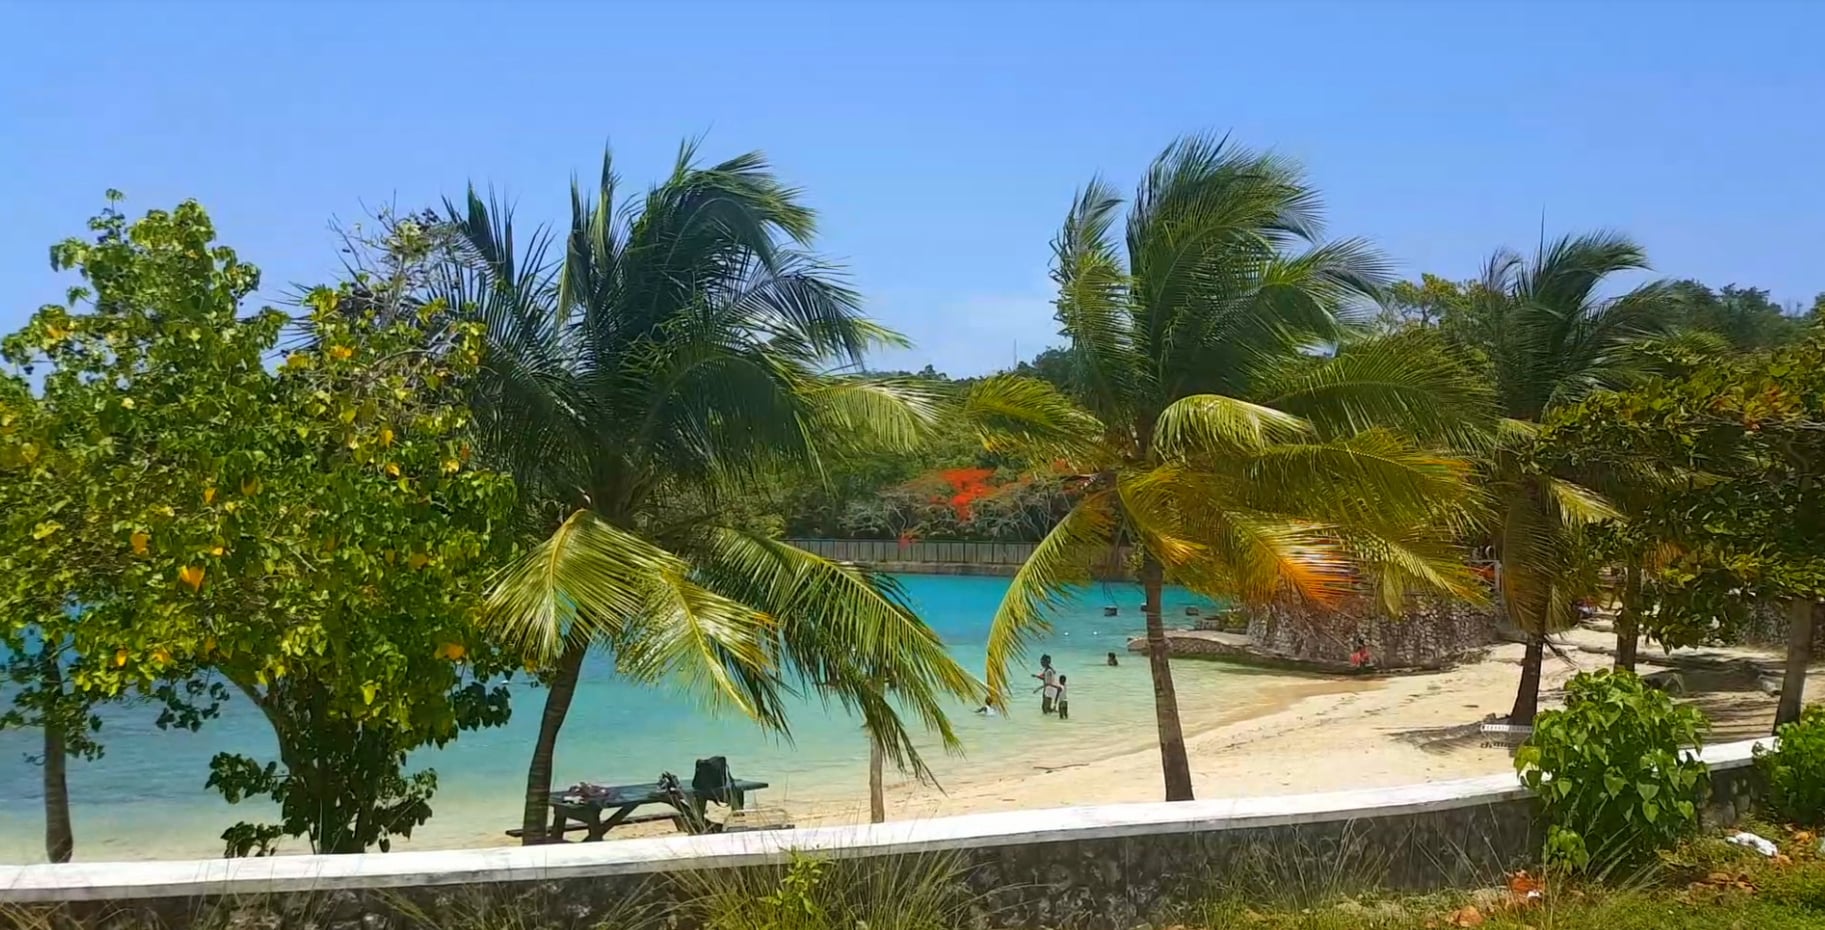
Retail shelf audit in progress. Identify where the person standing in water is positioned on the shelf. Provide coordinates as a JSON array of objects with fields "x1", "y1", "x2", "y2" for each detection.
[
  {"x1": 1056, "y1": 675, "x2": 1070, "y2": 720},
  {"x1": 1033, "y1": 654, "x2": 1060, "y2": 714},
  {"x1": 1106, "y1": 651, "x2": 1119, "y2": 667}
]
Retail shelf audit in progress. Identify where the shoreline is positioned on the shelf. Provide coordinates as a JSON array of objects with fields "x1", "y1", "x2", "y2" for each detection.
[
  {"x1": 9, "y1": 625, "x2": 1813, "y2": 862},
  {"x1": 718, "y1": 627, "x2": 1819, "y2": 830}
]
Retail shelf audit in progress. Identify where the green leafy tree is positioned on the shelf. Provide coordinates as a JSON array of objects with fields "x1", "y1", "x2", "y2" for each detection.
[
  {"x1": 1, "y1": 198, "x2": 521, "y2": 854},
  {"x1": 0, "y1": 380, "x2": 93, "y2": 864},
  {"x1": 1666, "y1": 280, "x2": 1805, "y2": 350},
  {"x1": 1, "y1": 367, "x2": 229, "y2": 863},
  {"x1": 1448, "y1": 234, "x2": 1679, "y2": 724},
  {"x1": 438, "y1": 145, "x2": 988, "y2": 843},
  {"x1": 1375, "y1": 273, "x2": 1475, "y2": 333},
  {"x1": 982, "y1": 135, "x2": 1490, "y2": 800},
  {"x1": 1539, "y1": 337, "x2": 1825, "y2": 728},
  {"x1": 1013, "y1": 347, "x2": 1078, "y2": 394}
]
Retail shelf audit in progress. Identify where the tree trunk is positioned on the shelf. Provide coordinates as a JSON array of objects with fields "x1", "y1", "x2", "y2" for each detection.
[
  {"x1": 1509, "y1": 635, "x2": 1544, "y2": 726},
  {"x1": 1775, "y1": 597, "x2": 1815, "y2": 731},
  {"x1": 41, "y1": 660, "x2": 73, "y2": 864},
  {"x1": 1142, "y1": 554, "x2": 1194, "y2": 801},
  {"x1": 519, "y1": 640, "x2": 589, "y2": 844},
  {"x1": 1614, "y1": 564, "x2": 1642, "y2": 673},
  {"x1": 868, "y1": 738, "x2": 885, "y2": 824}
]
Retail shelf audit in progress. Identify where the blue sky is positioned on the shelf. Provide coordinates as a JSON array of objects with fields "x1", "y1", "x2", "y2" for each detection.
[{"x1": 3, "y1": 0, "x2": 1822, "y2": 375}]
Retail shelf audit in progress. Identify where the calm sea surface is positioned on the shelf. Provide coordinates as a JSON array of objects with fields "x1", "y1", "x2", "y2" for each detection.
[{"x1": 0, "y1": 573, "x2": 1267, "y2": 862}]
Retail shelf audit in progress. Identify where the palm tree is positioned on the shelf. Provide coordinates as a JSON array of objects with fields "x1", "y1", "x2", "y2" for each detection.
[
  {"x1": 440, "y1": 144, "x2": 983, "y2": 843},
  {"x1": 983, "y1": 135, "x2": 1490, "y2": 801},
  {"x1": 1457, "y1": 234, "x2": 1677, "y2": 723}
]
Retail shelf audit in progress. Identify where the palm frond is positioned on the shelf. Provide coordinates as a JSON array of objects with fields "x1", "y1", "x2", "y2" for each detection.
[
  {"x1": 484, "y1": 510, "x2": 769, "y2": 690},
  {"x1": 1051, "y1": 178, "x2": 1142, "y2": 422},
  {"x1": 1236, "y1": 429, "x2": 1476, "y2": 522},
  {"x1": 1151, "y1": 392, "x2": 1312, "y2": 459},
  {"x1": 1543, "y1": 476, "x2": 1622, "y2": 526},
  {"x1": 959, "y1": 373, "x2": 1105, "y2": 463},
  {"x1": 695, "y1": 530, "x2": 983, "y2": 779},
  {"x1": 800, "y1": 375, "x2": 946, "y2": 457},
  {"x1": 1253, "y1": 331, "x2": 1495, "y2": 450}
]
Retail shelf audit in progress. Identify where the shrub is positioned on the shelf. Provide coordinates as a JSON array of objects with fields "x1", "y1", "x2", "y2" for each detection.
[
  {"x1": 1516, "y1": 668, "x2": 1709, "y2": 874},
  {"x1": 1757, "y1": 704, "x2": 1825, "y2": 826}
]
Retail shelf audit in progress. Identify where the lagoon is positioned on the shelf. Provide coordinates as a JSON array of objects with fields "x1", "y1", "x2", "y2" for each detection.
[{"x1": 0, "y1": 573, "x2": 1278, "y2": 863}]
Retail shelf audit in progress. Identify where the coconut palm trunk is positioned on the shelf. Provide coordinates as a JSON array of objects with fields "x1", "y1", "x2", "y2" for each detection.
[
  {"x1": 519, "y1": 641, "x2": 587, "y2": 844},
  {"x1": 1776, "y1": 598, "x2": 1815, "y2": 730},
  {"x1": 1141, "y1": 554, "x2": 1193, "y2": 800},
  {"x1": 40, "y1": 659, "x2": 72, "y2": 863},
  {"x1": 1508, "y1": 636, "x2": 1546, "y2": 725},
  {"x1": 1614, "y1": 564, "x2": 1643, "y2": 672},
  {"x1": 868, "y1": 737, "x2": 885, "y2": 823}
]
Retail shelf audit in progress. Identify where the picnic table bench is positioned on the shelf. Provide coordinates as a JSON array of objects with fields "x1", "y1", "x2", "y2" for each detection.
[{"x1": 529, "y1": 777, "x2": 770, "y2": 841}]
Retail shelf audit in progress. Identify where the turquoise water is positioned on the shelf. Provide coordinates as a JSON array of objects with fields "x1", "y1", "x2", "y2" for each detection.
[{"x1": 0, "y1": 574, "x2": 1250, "y2": 862}]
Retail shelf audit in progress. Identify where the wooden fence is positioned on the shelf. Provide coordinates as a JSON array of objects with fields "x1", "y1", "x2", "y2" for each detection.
[{"x1": 786, "y1": 538, "x2": 1040, "y2": 565}]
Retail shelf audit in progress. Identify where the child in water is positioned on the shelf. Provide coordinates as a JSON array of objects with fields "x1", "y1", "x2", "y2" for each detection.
[{"x1": 1056, "y1": 675, "x2": 1069, "y2": 720}]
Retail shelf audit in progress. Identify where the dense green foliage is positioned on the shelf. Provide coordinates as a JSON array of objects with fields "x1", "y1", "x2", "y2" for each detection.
[
  {"x1": 3, "y1": 129, "x2": 1822, "y2": 863},
  {"x1": 1538, "y1": 334, "x2": 1825, "y2": 724},
  {"x1": 1758, "y1": 705, "x2": 1825, "y2": 826},
  {"x1": 0, "y1": 199, "x2": 521, "y2": 855},
  {"x1": 981, "y1": 135, "x2": 1490, "y2": 800},
  {"x1": 436, "y1": 145, "x2": 996, "y2": 843},
  {"x1": 1516, "y1": 669, "x2": 1709, "y2": 874}
]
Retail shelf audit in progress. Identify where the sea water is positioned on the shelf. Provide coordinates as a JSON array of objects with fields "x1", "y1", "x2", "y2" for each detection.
[{"x1": 0, "y1": 574, "x2": 1265, "y2": 862}]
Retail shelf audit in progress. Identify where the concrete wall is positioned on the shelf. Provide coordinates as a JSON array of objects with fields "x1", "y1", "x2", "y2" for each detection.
[{"x1": 0, "y1": 740, "x2": 1770, "y2": 930}]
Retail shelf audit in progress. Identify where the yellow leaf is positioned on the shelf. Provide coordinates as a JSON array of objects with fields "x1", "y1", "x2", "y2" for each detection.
[
  {"x1": 203, "y1": 635, "x2": 217, "y2": 655},
  {"x1": 113, "y1": 649, "x2": 128, "y2": 668},
  {"x1": 177, "y1": 565, "x2": 204, "y2": 592},
  {"x1": 361, "y1": 682, "x2": 378, "y2": 705},
  {"x1": 130, "y1": 531, "x2": 150, "y2": 555},
  {"x1": 384, "y1": 462, "x2": 401, "y2": 478},
  {"x1": 379, "y1": 427, "x2": 395, "y2": 447},
  {"x1": 384, "y1": 549, "x2": 396, "y2": 565},
  {"x1": 406, "y1": 552, "x2": 429, "y2": 570},
  {"x1": 204, "y1": 487, "x2": 216, "y2": 505},
  {"x1": 32, "y1": 521, "x2": 61, "y2": 540},
  {"x1": 150, "y1": 647, "x2": 171, "y2": 665},
  {"x1": 329, "y1": 345, "x2": 354, "y2": 361},
  {"x1": 437, "y1": 642, "x2": 467, "y2": 661},
  {"x1": 209, "y1": 545, "x2": 225, "y2": 557},
  {"x1": 284, "y1": 353, "x2": 311, "y2": 370},
  {"x1": 45, "y1": 323, "x2": 69, "y2": 341},
  {"x1": 241, "y1": 476, "x2": 260, "y2": 496},
  {"x1": 441, "y1": 458, "x2": 460, "y2": 474},
  {"x1": 120, "y1": 397, "x2": 136, "y2": 410}
]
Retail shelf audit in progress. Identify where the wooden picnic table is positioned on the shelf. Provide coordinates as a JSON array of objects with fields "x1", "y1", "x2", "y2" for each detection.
[{"x1": 544, "y1": 778, "x2": 769, "y2": 841}]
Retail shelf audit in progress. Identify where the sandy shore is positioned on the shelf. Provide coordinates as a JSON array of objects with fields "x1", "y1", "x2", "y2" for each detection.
[{"x1": 788, "y1": 626, "x2": 1817, "y2": 828}]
